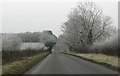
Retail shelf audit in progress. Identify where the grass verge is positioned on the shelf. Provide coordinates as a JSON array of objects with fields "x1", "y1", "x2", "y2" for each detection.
[
  {"x1": 63, "y1": 51, "x2": 119, "y2": 72},
  {"x1": 2, "y1": 52, "x2": 50, "y2": 74}
]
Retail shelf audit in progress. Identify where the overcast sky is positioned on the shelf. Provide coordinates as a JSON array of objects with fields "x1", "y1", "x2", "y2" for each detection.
[{"x1": 1, "y1": 0, "x2": 118, "y2": 37}]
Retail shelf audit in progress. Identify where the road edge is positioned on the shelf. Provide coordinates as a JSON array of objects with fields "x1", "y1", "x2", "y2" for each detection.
[
  {"x1": 62, "y1": 52, "x2": 119, "y2": 73},
  {"x1": 2, "y1": 52, "x2": 50, "y2": 75}
]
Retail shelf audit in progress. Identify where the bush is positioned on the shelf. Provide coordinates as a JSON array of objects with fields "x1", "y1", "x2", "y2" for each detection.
[
  {"x1": 2, "y1": 49, "x2": 45, "y2": 64},
  {"x1": 89, "y1": 34, "x2": 118, "y2": 56},
  {"x1": 2, "y1": 34, "x2": 22, "y2": 51},
  {"x1": 45, "y1": 42, "x2": 56, "y2": 52}
]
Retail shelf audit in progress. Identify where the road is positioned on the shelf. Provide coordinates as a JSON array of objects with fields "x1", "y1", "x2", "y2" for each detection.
[{"x1": 25, "y1": 51, "x2": 118, "y2": 74}]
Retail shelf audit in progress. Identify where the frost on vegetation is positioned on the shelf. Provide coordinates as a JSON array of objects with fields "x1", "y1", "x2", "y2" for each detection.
[
  {"x1": 90, "y1": 33, "x2": 118, "y2": 55},
  {"x1": 20, "y1": 42, "x2": 47, "y2": 50},
  {"x1": 2, "y1": 34, "x2": 22, "y2": 51},
  {"x1": 39, "y1": 32, "x2": 57, "y2": 43},
  {"x1": 57, "y1": 2, "x2": 117, "y2": 54}
]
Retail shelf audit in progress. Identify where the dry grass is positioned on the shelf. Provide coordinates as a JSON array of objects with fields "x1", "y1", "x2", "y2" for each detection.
[
  {"x1": 65, "y1": 51, "x2": 119, "y2": 71},
  {"x1": 2, "y1": 52, "x2": 49, "y2": 74}
]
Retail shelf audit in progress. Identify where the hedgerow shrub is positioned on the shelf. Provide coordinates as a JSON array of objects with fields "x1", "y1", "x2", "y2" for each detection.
[
  {"x1": 89, "y1": 34, "x2": 118, "y2": 56},
  {"x1": 2, "y1": 49, "x2": 45, "y2": 64}
]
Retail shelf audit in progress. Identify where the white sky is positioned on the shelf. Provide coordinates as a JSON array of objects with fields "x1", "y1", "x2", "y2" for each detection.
[{"x1": 1, "y1": 0, "x2": 119, "y2": 37}]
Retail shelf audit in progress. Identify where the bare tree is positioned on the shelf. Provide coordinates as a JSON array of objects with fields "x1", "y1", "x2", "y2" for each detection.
[
  {"x1": 62, "y1": 2, "x2": 116, "y2": 52},
  {"x1": 56, "y1": 35, "x2": 70, "y2": 52}
]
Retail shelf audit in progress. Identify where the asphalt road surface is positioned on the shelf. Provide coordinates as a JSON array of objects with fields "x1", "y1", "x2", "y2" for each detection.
[{"x1": 25, "y1": 51, "x2": 118, "y2": 74}]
